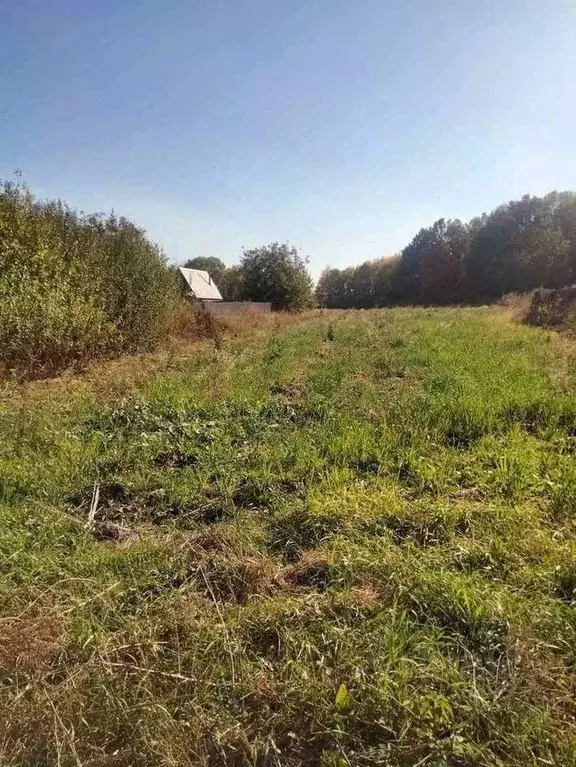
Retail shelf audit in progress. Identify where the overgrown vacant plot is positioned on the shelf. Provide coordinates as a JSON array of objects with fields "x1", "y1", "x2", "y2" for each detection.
[{"x1": 0, "y1": 308, "x2": 575, "y2": 766}]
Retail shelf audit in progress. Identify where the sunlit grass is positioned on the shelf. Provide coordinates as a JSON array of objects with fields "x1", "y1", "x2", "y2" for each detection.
[{"x1": 0, "y1": 307, "x2": 574, "y2": 765}]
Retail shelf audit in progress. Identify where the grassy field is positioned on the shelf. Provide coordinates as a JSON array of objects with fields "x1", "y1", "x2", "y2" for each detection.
[{"x1": 0, "y1": 307, "x2": 575, "y2": 766}]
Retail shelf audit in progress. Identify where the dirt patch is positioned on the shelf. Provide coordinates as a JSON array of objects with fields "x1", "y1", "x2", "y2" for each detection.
[
  {"x1": 282, "y1": 551, "x2": 336, "y2": 591},
  {"x1": 0, "y1": 612, "x2": 64, "y2": 674},
  {"x1": 153, "y1": 449, "x2": 199, "y2": 469},
  {"x1": 269, "y1": 376, "x2": 307, "y2": 402},
  {"x1": 194, "y1": 554, "x2": 281, "y2": 603},
  {"x1": 92, "y1": 521, "x2": 141, "y2": 548}
]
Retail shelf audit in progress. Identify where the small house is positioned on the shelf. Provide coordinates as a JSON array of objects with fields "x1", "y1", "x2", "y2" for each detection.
[{"x1": 178, "y1": 268, "x2": 223, "y2": 302}]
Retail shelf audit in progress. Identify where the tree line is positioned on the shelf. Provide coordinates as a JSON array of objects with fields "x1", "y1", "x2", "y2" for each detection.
[
  {"x1": 316, "y1": 191, "x2": 576, "y2": 308},
  {"x1": 5, "y1": 179, "x2": 575, "y2": 376}
]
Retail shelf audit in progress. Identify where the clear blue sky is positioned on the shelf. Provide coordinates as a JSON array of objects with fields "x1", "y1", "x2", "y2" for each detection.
[{"x1": 1, "y1": 1, "x2": 574, "y2": 278}]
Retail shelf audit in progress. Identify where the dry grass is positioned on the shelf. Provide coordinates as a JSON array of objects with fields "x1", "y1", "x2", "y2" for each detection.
[
  {"x1": 500, "y1": 291, "x2": 533, "y2": 321},
  {"x1": 0, "y1": 612, "x2": 64, "y2": 675},
  {"x1": 0, "y1": 307, "x2": 314, "y2": 409},
  {"x1": 219, "y1": 307, "x2": 311, "y2": 335},
  {"x1": 0, "y1": 306, "x2": 575, "y2": 765}
]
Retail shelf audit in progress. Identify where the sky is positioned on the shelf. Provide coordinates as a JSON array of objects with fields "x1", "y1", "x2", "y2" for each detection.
[{"x1": 1, "y1": 0, "x2": 575, "y2": 278}]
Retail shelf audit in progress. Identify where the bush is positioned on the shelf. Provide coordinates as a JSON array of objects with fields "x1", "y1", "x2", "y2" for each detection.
[
  {"x1": 526, "y1": 286, "x2": 576, "y2": 331},
  {"x1": 240, "y1": 242, "x2": 314, "y2": 311},
  {"x1": 0, "y1": 180, "x2": 177, "y2": 375}
]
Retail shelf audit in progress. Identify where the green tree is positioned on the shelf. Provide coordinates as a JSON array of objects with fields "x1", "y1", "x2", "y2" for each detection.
[
  {"x1": 317, "y1": 191, "x2": 576, "y2": 310},
  {"x1": 316, "y1": 267, "x2": 346, "y2": 308},
  {"x1": 219, "y1": 265, "x2": 245, "y2": 301},
  {"x1": 394, "y1": 219, "x2": 468, "y2": 305},
  {"x1": 553, "y1": 191, "x2": 576, "y2": 284},
  {"x1": 240, "y1": 242, "x2": 314, "y2": 311},
  {"x1": 315, "y1": 257, "x2": 401, "y2": 309},
  {"x1": 373, "y1": 256, "x2": 401, "y2": 305},
  {"x1": 464, "y1": 194, "x2": 574, "y2": 301}
]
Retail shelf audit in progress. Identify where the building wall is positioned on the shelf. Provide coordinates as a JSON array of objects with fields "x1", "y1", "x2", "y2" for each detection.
[{"x1": 201, "y1": 301, "x2": 272, "y2": 315}]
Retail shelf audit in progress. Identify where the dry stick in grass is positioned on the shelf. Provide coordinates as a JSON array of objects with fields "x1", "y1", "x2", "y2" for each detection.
[
  {"x1": 45, "y1": 692, "x2": 85, "y2": 767},
  {"x1": 13, "y1": 579, "x2": 122, "y2": 620},
  {"x1": 104, "y1": 661, "x2": 197, "y2": 684},
  {"x1": 86, "y1": 483, "x2": 100, "y2": 529},
  {"x1": 198, "y1": 564, "x2": 236, "y2": 685},
  {"x1": 412, "y1": 755, "x2": 434, "y2": 767},
  {"x1": 62, "y1": 581, "x2": 122, "y2": 615}
]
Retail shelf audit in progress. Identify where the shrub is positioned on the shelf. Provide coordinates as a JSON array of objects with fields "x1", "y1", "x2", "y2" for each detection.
[
  {"x1": 0, "y1": 180, "x2": 177, "y2": 375},
  {"x1": 526, "y1": 286, "x2": 576, "y2": 331},
  {"x1": 240, "y1": 242, "x2": 314, "y2": 311}
]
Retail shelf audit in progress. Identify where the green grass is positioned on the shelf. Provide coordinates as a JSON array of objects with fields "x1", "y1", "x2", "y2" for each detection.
[{"x1": 0, "y1": 307, "x2": 575, "y2": 766}]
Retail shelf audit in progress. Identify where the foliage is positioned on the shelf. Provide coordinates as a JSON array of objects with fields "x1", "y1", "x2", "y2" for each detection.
[
  {"x1": 240, "y1": 242, "x2": 314, "y2": 310},
  {"x1": 317, "y1": 256, "x2": 400, "y2": 308},
  {"x1": 218, "y1": 264, "x2": 245, "y2": 301},
  {"x1": 0, "y1": 180, "x2": 177, "y2": 374},
  {"x1": 0, "y1": 306, "x2": 575, "y2": 765},
  {"x1": 393, "y1": 218, "x2": 469, "y2": 304},
  {"x1": 316, "y1": 191, "x2": 576, "y2": 308}
]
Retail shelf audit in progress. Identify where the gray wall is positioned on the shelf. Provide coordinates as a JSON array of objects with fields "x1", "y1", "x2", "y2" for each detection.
[{"x1": 201, "y1": 301, "x2": 272, "y2": 315}]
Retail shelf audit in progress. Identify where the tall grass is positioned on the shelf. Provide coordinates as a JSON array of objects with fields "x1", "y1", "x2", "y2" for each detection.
[
  {"x1": 0, "y1": 307, "x2": 575, "y2": 765},
  {"x1": 0, "y1": 180, "x2": 177, "y2": 375}
]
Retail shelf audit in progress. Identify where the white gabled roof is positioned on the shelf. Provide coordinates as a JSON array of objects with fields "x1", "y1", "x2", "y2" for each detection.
[{"x1": 178, "y1": 268, "x2": 223, "y2": 300}]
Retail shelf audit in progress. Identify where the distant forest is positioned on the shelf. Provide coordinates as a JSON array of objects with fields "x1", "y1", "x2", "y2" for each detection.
[{"x1": 316, "y1": 192, "x2": 576, "y2": 308}]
